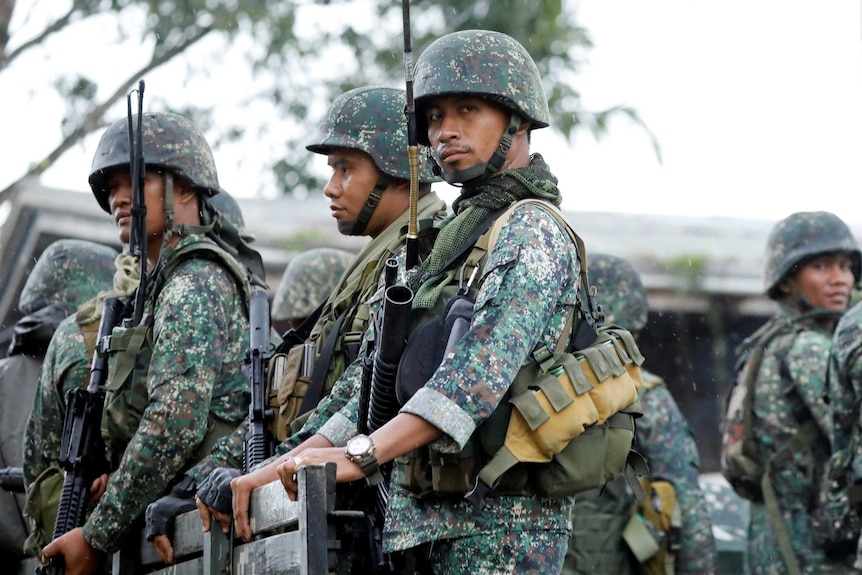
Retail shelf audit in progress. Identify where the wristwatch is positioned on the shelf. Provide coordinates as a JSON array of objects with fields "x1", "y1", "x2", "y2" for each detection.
[{"x1": 345, "y1": 434, "x2": 383, "y2": 485}]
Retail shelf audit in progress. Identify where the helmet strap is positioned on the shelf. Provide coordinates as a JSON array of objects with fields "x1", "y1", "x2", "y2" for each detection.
[
  {"x1": 162, "y1": 172, "x2": 175, "y2": 243},
  {"x1": 164, "y1": 175, "x2": 213, "y2": 240},
  {"x1": 439, "y1": 113, "x2": 521, "y2": 185},
  {"x1": 346, "y1": 177, "x2": 388, "y2": 236}
]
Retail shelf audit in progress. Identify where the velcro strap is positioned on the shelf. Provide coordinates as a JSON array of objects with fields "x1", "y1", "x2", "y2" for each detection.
[
  {"x1": 559, "y1": 354, "x2": 593, "y2": 396},
  {"x1": 511, "y1": 393, "x2": 550, "y2": 431},
  {"x1": 535, "y1": 373, "x2": 574, "y2": 412},
  {"x1": 610, "y1": 329, "x2": 645, "y2": 366}
]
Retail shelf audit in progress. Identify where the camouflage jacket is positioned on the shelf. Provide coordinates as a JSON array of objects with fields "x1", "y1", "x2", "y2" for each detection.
[
  {"x1": 315, "y1": 201, "x2": 577, "y2": 552},
  {"x1": 22, "y1": 315, "x2": 90, "y2": 487},
  {"x1": 746, "y1": 303, "x2": 837, "y2": 574},
  {"x1": 829, "y1": 299, "x2": 862, "y2": 454},
  {"x1": 82, "y1": 234, "x2": 249, "y2": 553}
]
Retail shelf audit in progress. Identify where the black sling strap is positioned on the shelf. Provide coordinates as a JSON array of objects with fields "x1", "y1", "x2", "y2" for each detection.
[{"x1": 297, "y1": 302, "x2": 354, "y2": 416}]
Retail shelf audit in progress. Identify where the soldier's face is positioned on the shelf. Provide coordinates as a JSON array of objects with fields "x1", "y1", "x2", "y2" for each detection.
[
  {"x1": 424, "y1": 96, "x2": 510, "y2": 173},
  {"x1": 324, "y1": 149, "x2": 388, "y2": 237},
  {"x1": 106, "y1": 168, "x2": 166, "y2": 244},
  {"x1": 785, "y1": 253, "x2": 855, "y2": 311}
]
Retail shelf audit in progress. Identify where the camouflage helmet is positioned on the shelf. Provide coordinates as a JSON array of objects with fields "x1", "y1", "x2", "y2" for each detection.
[
  {"x1": 89, "y1": 112, "x2": 220, "y2": 213},
  {"x1": 19, "y1": 239, "x2": 119, "y2": 315},
  {"x1": 765, "y1": 211, "x2": 861, "y2": 299},
  {"x1": 413, "y1": 29, "x2": 550, "y2": 146},
  {"x1": 271, "y1": 248, "x2": 354, "y2": 322},
  {"x1": 306, "y1": 86, "x2": 437, "y2": 183},
  {"x1": 589, "y1": 253, "x2": 649, "y2": 333},
  {"x1": 207, "y1": 190, "x2": 245, "y2": 229}
]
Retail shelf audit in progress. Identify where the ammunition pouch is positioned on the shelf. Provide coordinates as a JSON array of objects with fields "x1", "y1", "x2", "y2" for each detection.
[
  {"x1": 267, "y1": 343, "x2": 315, "y2": 442},
  {"x1": 23, "y1": 465, "x2": 64, "y2": 558}
]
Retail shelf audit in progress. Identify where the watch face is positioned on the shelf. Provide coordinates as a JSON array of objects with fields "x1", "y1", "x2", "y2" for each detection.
[{"x1": 347, "y1": 435, "x2": 372, "y2": 457}]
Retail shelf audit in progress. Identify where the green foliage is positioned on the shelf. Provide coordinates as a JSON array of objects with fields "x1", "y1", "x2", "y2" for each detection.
[{"x1": 2, "y1": 0, "x2": 651, "y2": 198}]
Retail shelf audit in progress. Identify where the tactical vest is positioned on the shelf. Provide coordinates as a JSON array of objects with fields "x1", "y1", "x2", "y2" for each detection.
[
  {"x1": 101, "y1": 238, "x2": 252, "y2": 472},
  {"x1": 394, "y1": 199, "x2": 645, "y2": 501}
]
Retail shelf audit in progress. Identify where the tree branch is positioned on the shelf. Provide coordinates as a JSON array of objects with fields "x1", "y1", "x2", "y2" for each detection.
[
  {"x1": 0, "y1": 1, "x2": 80, "y2": 72},
  {"x1": 0, "y1": 23, "x2": 214, "y2": 202}
]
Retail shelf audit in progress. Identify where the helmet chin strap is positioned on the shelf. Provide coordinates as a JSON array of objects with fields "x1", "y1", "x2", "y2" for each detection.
[
  {"x1": 342, "y1": 177, "x2": 388, "y2": 236},
  {"x1": 435, "y1": 113, "x2": 522, "y2": 185},
  {"x1": 162, "y1": 172, "x2": 213, "y2": 244}
]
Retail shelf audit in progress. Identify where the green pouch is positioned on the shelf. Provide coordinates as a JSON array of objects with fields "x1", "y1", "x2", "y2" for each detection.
[
  {"x1": 23, "y1": 465, "x2": 64, "y2": 558},
  {"x1": 532, "y1": 407, "x2": 640, "y2": 498}
]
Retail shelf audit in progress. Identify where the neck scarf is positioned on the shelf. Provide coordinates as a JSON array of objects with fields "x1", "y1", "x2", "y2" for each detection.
[{"x1": 411, "y1": 153, "x2": 561, "y2": 309}]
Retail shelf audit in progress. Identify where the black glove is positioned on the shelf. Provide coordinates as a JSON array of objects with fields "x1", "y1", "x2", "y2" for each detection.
[
  {"x1": 196, "y1": 467, "x2": 241, "y2": 516},
  {"x1": 145, "y1": 475, "x2": 197, "y2": 541}
]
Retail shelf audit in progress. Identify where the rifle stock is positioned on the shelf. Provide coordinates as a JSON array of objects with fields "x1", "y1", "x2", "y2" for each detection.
[
  {"x1": 39, "y1": 297, "x2": 123, "y2": 575},
  {"x1": 244, "y1": 289, "x2": 273, "y2": 472}
]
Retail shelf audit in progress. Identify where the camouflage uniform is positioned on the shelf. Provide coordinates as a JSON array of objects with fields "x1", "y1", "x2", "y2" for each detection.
[
  {"x1": 828, "y1": 294, "x2": 862, "y2": 569},
  {"x1": 306, "y1": 31, "x2": 574, "y2": 572},
  {"x1": 75, "y1": 112, "x2": 252, "y2": 554},
  {"x1": 2, "y1": 240, "x2": 116, "y2": 561},
  {"x1": 190, "y1": 88, "x2": 444, "y2": 481},
  {"x1": 564, "y1": 253, "x2": 716, "y2": 574},
  {"x1": 744, "y1": 212, "x2": 860, "y2": 574},
  {"x1": 271, "y1": 248, "x2": 354, "y2": 323}
]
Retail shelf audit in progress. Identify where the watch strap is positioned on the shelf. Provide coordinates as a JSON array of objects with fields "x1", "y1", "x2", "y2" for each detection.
[{"x1": 358, "y1": 454, "x2": 383, "y2": 486}]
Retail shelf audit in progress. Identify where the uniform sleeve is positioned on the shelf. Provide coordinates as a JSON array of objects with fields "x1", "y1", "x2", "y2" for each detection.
[
  {"x1": 401, "y1": 205, "x2": 578, "y2": 451},
  {"x1": 830, "y1": 306, "x2": 862, "y2": 451},
  {"x1": 637, "y1": 385, "x2": 716, "y2": 574},
  {"x1": 785, "y1": 330, "x2": 833, "y2": 437},
  {"x1": 23, "y1": 317, "x2": 89, "y2": 486},
  {"x1": 83, "y1": 261, "x2": 242, "y2": 552}
]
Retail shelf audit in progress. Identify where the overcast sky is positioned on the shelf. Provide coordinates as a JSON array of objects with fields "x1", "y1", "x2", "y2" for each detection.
[{"x1": 3, "y1": 1, "x2": 862, "y2": 225}]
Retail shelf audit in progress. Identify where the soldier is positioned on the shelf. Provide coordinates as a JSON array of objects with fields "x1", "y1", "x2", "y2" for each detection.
[
  {"x1": 0, "y1": 239, "x2": 117, "y2": 565},
  {"x1": 563, "y1": 253, "x2": 716, "y2": 574},
  {"x1": 151, "y1": 86, "x2": 445, "y2": 566},
  {"x1": 824, "y1": 258, "x2": 862, "y2": 568},
  {"x1": 22, "y1": 192, "x2": 247, "y2": 558},
  {"x1": 733, "y1": 211, "x2": 859, "y2": 574},
  {"x1": 234, "y1": 30, "x2": 579, "y2": 573},
  {"x1": 39, "y1": 112, "x2": 254, "y2": 575},
  {"x1": 271, "y1": 247, "x2": 355, "y2": 332}
]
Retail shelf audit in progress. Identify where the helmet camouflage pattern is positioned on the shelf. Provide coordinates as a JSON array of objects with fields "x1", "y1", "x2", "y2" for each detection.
[
  {"x1": 205, "y1": 189, "x2": 256, "y2": 242},
  {"x1": 765, "y1": 211, "x2": 861, "y2": 299},
  {"x1": 413, "y1": 29, "x2": 550, "y2": 146},
  {"x1": 306, "y1": 86, "x2": 437, "y2": 183},
  {"x1": 19, "y1": 239, "x2": 119, "y2": 315},
  {"x1": 271, "y1": 248, "x2": 354, "y2": 321},
  {"x1": 589, "y1": 253, "x2": 649, "y2": 333},
  {"x1": 89, "y1": 112, "x2": 220, "y2": 213}
]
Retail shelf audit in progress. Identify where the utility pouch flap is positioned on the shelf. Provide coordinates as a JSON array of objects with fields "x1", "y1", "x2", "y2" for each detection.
[{"x1": 623, "y1": 514, "x2": 661, "y2": 563}]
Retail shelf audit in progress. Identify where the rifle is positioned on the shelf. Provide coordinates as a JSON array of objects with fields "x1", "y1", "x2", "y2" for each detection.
[
  {"x1": 0, "y1": 466, "x2": 24, "y2": 493},
  {"x1": 244, "y1": 289, "x2": 274, "y2": 472},
  {"x1": 125, "y1": 79, "x2": 148, "y2": 327},
  {"x1": 350, "y1": 259, "x2": 411, "y2": 574},
  {"x1": 38, "y1": 297, "x2": 124, "y2": 575}
]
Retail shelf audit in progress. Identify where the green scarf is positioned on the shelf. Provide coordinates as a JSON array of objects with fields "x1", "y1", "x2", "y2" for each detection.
[{"x1": 410, "y1": 153, "x2": 561, "y2": 309}]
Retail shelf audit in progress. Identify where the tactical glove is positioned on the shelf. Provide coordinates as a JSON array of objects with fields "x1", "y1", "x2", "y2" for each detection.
[
  {"x1": 145, "y1": 475, "x2": 197, "y2": 541},
  {"x1": 196, "y1": 467, "x2": 241, "y2": 516}
]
